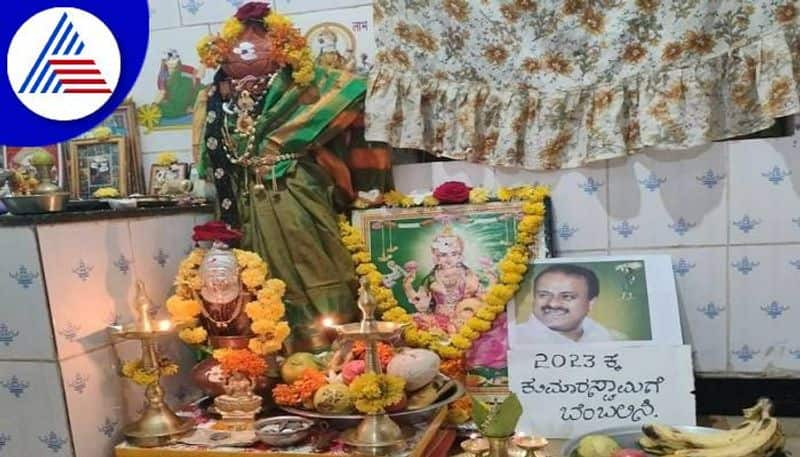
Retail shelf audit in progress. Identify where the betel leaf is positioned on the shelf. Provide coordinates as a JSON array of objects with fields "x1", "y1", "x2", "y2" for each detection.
[
  {"x1": 471, "y1": 396, "x2": 490, "y2": 429},
  {"x1": 481, "y1": 394, "x2": 523, "y2": 438}
]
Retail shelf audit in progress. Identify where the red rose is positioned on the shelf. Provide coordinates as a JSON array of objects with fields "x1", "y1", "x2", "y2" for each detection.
[
  {"x1": 235, "y1": 2, "x2": 271, "y2": 22},
  {"x1": 192, "y1": 221, "x2": 242, "y2": 244},
  {"x1": 433, "y1": 181, "x2": 471, "y2": 204}
]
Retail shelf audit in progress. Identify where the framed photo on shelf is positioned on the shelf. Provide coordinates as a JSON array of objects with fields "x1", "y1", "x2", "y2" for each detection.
[
  {"x1": 148, "y1": 163, "x2": 189, "y2": 195},
  {"x1": 2, "y1": 144, "x2": 64, "y2": 186},
  {"x1": 352, "y1": 201, "x2": 552, "y2": 400},
  {"x1": 68, "y1": 138, "x2": 128, "y2": 199},
  {"x1": 73, "y1": 99, "x2": 144, "y2": 194}
]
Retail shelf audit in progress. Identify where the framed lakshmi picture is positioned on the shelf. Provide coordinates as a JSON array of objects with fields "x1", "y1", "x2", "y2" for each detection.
[
  {"x1": 68, "y1": 138, "x2": 128, "y2": 199},
  {"x1": 352, "y1": 201, "x2": 553, "y2": 400},
  {"x1": 148, "y1": 163, "x2": 189, "y2": 195},
  {"x1": 2, "y1": 144, "x2": 64, "y2": 186}
]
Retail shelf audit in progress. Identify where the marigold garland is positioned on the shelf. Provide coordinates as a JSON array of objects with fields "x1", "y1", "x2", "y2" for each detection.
[
  {"x1": 213, "y1": 348, "x2": 268, "y2": 379},
  {"x1": 196, "y1": 11, "x2": 314, "y2": 86},
  {"x1": 167, "y1": 247, "x2": 289, "y2": 355},
  {"x1": 339, "y1": 185, "x2": 549, "y2": 360},
  {"x1": 348, "y1": 372, "x2": 406, "y2": 414}
]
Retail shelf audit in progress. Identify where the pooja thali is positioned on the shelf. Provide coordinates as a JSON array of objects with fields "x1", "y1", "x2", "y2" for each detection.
[{"x1": 279, "y1": 374, "x2": 464, "y2": 425}]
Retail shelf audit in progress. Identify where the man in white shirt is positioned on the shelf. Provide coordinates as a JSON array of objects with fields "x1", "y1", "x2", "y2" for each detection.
[{"x1": 513, "y1": 264, "x2": 628, "y2": 344}]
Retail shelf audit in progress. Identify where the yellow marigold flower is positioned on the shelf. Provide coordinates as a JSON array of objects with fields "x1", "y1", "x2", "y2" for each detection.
[
  {"x1": 131, "y1": 371, "x2": 157, "y2": 386},
  {"x1": 532, "y1": 186, "x2": 550, "y2": 201},
  {"x1": 221, "y1": 17, "x2": 244, "y2": 41},
  {"x1": 384, "y1": 190, "x2": 408, "y2": 207},
  {"x1": 166, "y1": 296, "x2": 201, "y2": 322},
  {"x1": 234, "y1": 249, "x2": 266, "y2": 270},
  {"x1": 241, "y1": 267, "x2": 267, "y2": 290},
  {"x1": 487, "y1": 304, "x2": 506, "y2": 314},
  {"x1": 477, "y1": 308, "x2": 497, "y2": 321},
  {"x1": 179, "y1": 326, "x2": 208, "y2": 344},
  {"x1": 451, "y1": 335, "x2": 472, "y2": 350},
  {"x1": 377, "y1": 297, "x2": 399, "y2": 312},
  {"x1": 251, "y1": 318, "x2": 277, "y2": 336},
  {"x1": 519, "y1": 215, "x2": 544, "y2": 233},
  {"x1": 265, "y1": 12, "x2": 293, "y2": 29},
  {"x1": 485, "y1": 295, "x2": 506, "y2": 308},
  {"x1": 497, "y1": 187, "x2": 515, "y2": 201},
  {"x1": 522, "y1": 201, "x2": 546, "y2": 216},
  {"x1": 263, "y1": 279, "x2": 286, "y2": 297},
  {"x1": 516, "y1": 232, "x2": 536, "y2": 244},
  {"x1": 467, "y1": 317, "x2": 492, "y2": 332},
  {"x1": 121, "y1": 360, "x2": 138, "y2": 378},
  {"x1": 245, "y1": 300, "x2": 285, "y2": 322},
  {"x1": 458, "y1": 326, "x2": 480, "y2": 340},
  {"x1": 500, "y1": 272, "x2": 523, "y2": 285},
  {"x1": 382, "y1": 307, "x2": 412, "y2": 323},
  {"x1": 436, "y1": 345, "x2": 463, "y2": 360},
  {"x1": 515, "y1": 186, "x2": 539, "y2": 200},
  {"x1": 366, "y1": 271, "x2": 383, "y2": 286},
  {"x1": 160, "y1": 362, "x2": 179, "y2": 377},
  {"x1": 356, "y1": 263, "x2": 378, "y2": 275},
  {"x1": 154, "y1": 152, "x2": 177, "y2": 166},
  {"x1": 469, "y1": 187, "x2": 490, "y2": 204},
  {"x1": 505, "y1": 251, "x2": 528, "y2": 265},
  {"x1": 498, "y1": 259, "x2": 524, "y2": 274},
  {"x1": 422, "y1": 195, "x2": 439, "y2": 207},
  {"x1": 352, "y1": 251, "x2": 372, "y2": 265},
  {"x1": 404, "y1": 327, "x2": 435, "y2": 347},
  {"x1": 249, "y1": 336, "x2": 282, "y2": 355}
]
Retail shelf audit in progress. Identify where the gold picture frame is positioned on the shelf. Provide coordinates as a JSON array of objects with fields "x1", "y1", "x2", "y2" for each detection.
[{"x1": 68, "y1": 138, "x2": 128, "y2": 199}]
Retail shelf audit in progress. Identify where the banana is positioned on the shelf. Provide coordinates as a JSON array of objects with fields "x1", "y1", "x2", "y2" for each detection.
[
  {"x1": 637, "y1": 399, "x2": 784, "y2": 457},
  {"x1": 667, "y1": 418, "x2": 779, "y2": 457},
  {"x1": 642, "y1": 419, "x2": 762, "y2": 449}
]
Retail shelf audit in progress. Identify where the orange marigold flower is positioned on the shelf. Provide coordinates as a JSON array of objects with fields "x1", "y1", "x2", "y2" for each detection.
[
  {"x1": 272, "y1": 383, "x2": 302, "y2": 406},
  {"x1": 293, "y1": 368, "x2": 327, "y2": 401},
  {"x1": 352, "y1": 341, "x2": 394, "y2": 369},
  {"x1": 214, "y1": 349, "x2": 267, "y2": 379},
  {"x1": 440, "y1": 358, "x2": 467, "y2": 380}
]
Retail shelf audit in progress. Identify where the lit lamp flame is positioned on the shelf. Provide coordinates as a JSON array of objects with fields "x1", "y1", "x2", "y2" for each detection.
[
  {"x1": 158, "y1": 320, "x2": 171, "y2": 331},
  {"x1": 322, "y1": 317, "x2": 335, "y2": 328}
]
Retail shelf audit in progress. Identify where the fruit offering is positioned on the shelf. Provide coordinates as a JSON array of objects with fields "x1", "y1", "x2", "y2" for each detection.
[
  {"x1": 639, "y1": 398, "x2": 784, "y2": 457},
  {"x1": 611, "y1": 450, "x2": 647, "y2": 457},
  {"x1": 576, "y1": 435, "x2": 621, "y2": 457}
]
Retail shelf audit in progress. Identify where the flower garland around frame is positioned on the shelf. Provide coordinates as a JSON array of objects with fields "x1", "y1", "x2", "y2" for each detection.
[
  {"x1": 339, "y1": 184, "x2": 549, "y2": 360},
  {"x1": 196, "y1": 8, "x2": 315, "y2": 86},
  {"x1": 121, "y1": 358, "x2": 179, "y2": 387},
  {"x1": 166, "y1": 248, "x2": 290, "y2": 356}
]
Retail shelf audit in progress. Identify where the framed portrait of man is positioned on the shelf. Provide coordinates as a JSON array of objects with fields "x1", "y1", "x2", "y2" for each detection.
[
  {"x1": 352, "y1": 201, "x2": 554, "y2": 398},
  {"x1": 68, "y1": 138, "x2": 128, "y2": 199},
  {"x1": 508, "y1": 255, "x2": 683, "y2": 347}
]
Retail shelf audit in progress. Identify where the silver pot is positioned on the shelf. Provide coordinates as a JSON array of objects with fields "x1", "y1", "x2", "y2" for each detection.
[{"x1": 1, "y1": 193, "x2": 69, "y2": 214}]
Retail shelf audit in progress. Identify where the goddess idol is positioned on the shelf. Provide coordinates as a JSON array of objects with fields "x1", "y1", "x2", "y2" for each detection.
[{"x1": 193, "y1": 2, "x2": 393, "y2": 351}]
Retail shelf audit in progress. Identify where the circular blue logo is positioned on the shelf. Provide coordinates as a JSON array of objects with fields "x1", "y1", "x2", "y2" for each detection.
[{"x1": 0, "y1": 1, "x2": 148, "y2": 145}]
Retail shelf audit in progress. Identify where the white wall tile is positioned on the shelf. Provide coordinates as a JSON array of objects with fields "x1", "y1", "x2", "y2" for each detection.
[
  {"x1": 59, "y1": 347, "x2": 125, "y2": 457},
  {"x1": 38, "y1": 221, "x2": 138, "y2": 359},
  {"x1": 178, "y1": 0, "x2": 253, "y2": 25},
  {"x1": 608, "y1": 144, "x2": 728, "y2": 248},
  {"x1": 129, "y1": 215, "x2": 197, "y2": 311},
  {"x1": 0, "y1": 227, "x2": 54, "y2": 360},
  {"x1": 729, "y1": 245, "x2": 800, "y2": 374},
  {"x1": 729, "y1": 137, "x2": 800, "y2": 244},
  {"x1": 274, "y1": 0, "x2": 371, "y2": 14},
  {"x1": 613, "y1": 247, "x2": 728, "y2": 372},
  {"x1": 0, "y1": 362, "x2": 72, "y2": 456},
  {"x1": 149, "y1": 0, "x2": 182, "y2": 30},
  {"x1": 497, "y1": 163, "x2": 609, "y2": 251}
]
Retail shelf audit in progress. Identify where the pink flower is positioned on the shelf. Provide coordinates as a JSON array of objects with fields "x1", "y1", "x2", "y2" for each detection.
[
  {"x1": 466, "y1": 313, "x2": 508, "y2": 369},
  {"x1": 433, "y1": 181, "x2": 471, "y2": 204}
]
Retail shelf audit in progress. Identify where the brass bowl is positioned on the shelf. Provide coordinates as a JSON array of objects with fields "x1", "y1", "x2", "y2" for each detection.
[
  {"x1": 2, "y1": 193, "x2": 69, "y2": 214},
  {"x1": 254, "y1": 416, "x2": 314, "y2": 447}
]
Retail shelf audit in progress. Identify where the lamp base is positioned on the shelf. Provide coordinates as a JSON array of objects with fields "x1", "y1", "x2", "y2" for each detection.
[
  {"x1": 123, "y1": 402, "x2": 195, "y2": 448},
  {"x1": 340, "y1": 414, "x2": 409, "y2": 456}
]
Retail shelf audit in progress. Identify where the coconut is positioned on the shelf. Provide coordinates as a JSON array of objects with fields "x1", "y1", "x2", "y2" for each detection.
[{"x1": 386, "y1": 348, "x2": 440, "y2": 391}]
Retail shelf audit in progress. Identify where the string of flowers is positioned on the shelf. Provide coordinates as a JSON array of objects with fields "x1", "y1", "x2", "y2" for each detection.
[
  {"x1": 339, "y1": 183, "x2": 549, "y2": 360},
  {"x1": 167, "y1": 238, "x2": 289, "y2": 356},
  {"x1": 121, "y1": 358, "x2": 179, "y2": 387},
  {"x1": 196, "y1": 3, "x2": 314, "y2": 86}
]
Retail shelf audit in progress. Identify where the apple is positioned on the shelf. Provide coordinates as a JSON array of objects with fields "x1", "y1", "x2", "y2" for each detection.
[
  {"x1": 611, "y1": 449, "x2": 647, "y2": 457},
  {"x1": 280, "y1": 352, "x2": 322, "y2": 384}
]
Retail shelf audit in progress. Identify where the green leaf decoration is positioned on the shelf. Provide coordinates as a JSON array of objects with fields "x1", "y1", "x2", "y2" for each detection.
[
  {"x1": 482, "y1": 394, "x2": 523, "y2": 437},
  {"x1": 471, "y1": 396, "x2": 490, "y2": 429}
]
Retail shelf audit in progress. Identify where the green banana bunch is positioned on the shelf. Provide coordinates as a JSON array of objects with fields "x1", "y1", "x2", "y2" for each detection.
[{"x1": 639, "y1": 398, "x2": 785, "y2": 457}]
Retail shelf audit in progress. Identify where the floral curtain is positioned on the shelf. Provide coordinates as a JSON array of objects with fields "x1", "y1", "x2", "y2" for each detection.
[{"x1": 365, "y1": 0, "x2": 800, "y2": 170}]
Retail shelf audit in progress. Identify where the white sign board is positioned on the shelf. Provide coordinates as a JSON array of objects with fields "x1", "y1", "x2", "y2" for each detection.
[{"x1": 508, "y1": 345, "x2": 696, "y2": 439}]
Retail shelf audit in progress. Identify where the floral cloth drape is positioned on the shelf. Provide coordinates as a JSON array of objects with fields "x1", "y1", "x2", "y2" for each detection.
[{"x1": 366, "y1": 0, "x2": 800, "y2": 170}]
